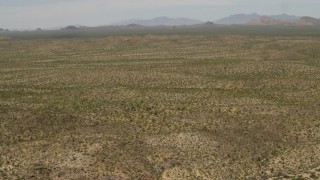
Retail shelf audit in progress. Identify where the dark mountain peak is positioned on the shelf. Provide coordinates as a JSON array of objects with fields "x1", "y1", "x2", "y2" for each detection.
[
  {"x1": 203, "y1": 21, "x2": 216, "y2": 26},
  {"x1": 62, "y1": 26, "x2": 79, "y2": 30},
  {"x1": 126, "y1": 24, "x2": 144, "y2": 28},
  {"x1": 0, "y1": 28, "x2": 10, "y2": 32}
]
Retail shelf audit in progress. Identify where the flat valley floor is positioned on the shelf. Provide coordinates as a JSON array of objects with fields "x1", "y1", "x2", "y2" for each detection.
[{"x1": 1, "y1": 35, "x2": 320, "y2": 179}]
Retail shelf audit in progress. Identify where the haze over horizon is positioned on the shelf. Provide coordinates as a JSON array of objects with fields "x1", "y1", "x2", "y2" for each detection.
[{"x1": 1, "y1": 0, "x2": 320, "y2": 29}]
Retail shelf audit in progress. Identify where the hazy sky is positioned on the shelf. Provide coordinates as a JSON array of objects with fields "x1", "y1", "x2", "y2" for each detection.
[{"x1": 1, "y1": 0, "x2": 320, "y2": 29}]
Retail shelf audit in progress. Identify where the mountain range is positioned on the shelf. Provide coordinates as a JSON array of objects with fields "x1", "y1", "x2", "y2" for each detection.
[
  {"x1": 116, "y1": 16, "x2": 203, "y2": 26},
  {"x1": 59, "y1": 15, "x2": 320, "y2": 30},
  {"x1": 2, "y1": 13, "x2": 319, "y2": 31},
  {"x1": 114, "y1": 14, "x2": 320, "y2": 27},
  {"x1": 214, "y1": 13, "x2": 300, "y2": 25},
  {"x1": 248, "y1": 16, "x2": 320, "y2": 26}
]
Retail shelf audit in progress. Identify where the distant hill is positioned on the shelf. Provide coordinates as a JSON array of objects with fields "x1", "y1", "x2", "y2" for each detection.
[
  {"x1": 215, "y1": 13, "x2": 300, "y2": 25},
  {"x1": 270, "y1": 14, "x2": 300, "y2": 21},
  {"x1": 126, "y1": 24, "x2": 145, "y2": 28},
  {"x1": 248, "y1": 16, "x2": 320, "y2": 26},
  {"x1": 248, "y1": 16, "x2": 293, "y2": 25},
  {"x1": 61, "y1": 26, "x2": 79, "y2": 30},
  {"x1": 61, "y1": 25, "x2": 88, "y2": 30},
  {"x1": 202, "y1": 21, "x2": 217, "y2": 26},
  {"x1": 0, "y1": 28, "x2": 10, "y2": 32},
  {"x1": 116, "y1": 16, "x2": 203, "y2": 26},
  {"x1": 215, "y1": 13, "x2": 261, "y2": 25},
  {"x1": 297, "y1": 16, "x2": 320, "y2": 25}
]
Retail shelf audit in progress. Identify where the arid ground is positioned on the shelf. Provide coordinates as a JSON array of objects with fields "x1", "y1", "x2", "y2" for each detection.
[{"x1": 1, "y1": 35, "x2": 320, "y2": 179}]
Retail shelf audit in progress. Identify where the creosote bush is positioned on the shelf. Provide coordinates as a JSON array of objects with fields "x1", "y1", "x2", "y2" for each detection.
[{"x1": 1, "y1": 35, "x2": 320, "y2": 179}]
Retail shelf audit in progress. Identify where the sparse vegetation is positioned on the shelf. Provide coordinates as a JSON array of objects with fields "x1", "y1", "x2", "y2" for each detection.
[{"x1": 0, "y1": 33, "x2": 320, "y2": 179}]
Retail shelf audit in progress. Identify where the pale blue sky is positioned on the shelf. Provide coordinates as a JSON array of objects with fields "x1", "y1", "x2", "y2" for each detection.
[{"x1": 1, "y1": 0, "x2": 319, "y2": 29}]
